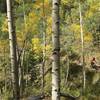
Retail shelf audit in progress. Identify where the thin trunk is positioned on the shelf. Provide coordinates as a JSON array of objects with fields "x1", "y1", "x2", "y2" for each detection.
[
  {"x1": 22, "y1": 0, "x2": 27, "y2": 37},
  {"x1": 25, "y1": 51, "x2": 28, "y2": 92},
  {"x1": 79, "y1": 2, "x2": 86, "y2": 94},
  {"x1": 3, "y1": 46, "x2": 7, "y2": 96},
  {"x1": 65, "y1": 55, "x2": 70, "y2": 85},
  {"x1": 6, "y1": 0, "x2": 20, "y2": 99},
  {"x1": 18, "y1": 0, "x2": 27, "y2": 96},
  {"x1": 20, "y1": 50, "x2": 25, "y2": 97},
  {"x1": 18, "y1": 50, "x2": 21, "y2": 89},
  {"x1": 52, "y1": 0, "x2": 60, "y2": 100},
  {"x1": 41, "y1": 0, "x2": 46, "y2": 94}
]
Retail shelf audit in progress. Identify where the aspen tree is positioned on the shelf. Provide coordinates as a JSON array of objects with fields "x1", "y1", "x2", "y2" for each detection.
[
  {"x1": 6, "y1": 0, "x2": 20, "y2": 99},
  {"x1": 52, "y1": 0, "x2": 60, "y2": 100},
  {"x1": 79, "y1": 2, "x2": 86, "y2": 94}
]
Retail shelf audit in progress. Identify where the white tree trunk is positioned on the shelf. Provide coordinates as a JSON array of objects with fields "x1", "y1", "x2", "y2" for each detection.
[
  {"x1": 79, "y1": 2, "x2": 86, "y2": 94},
  {"x1": 6, "y1": 0, "x2": 20, "y2": 99},
  {"x1": 52, "y1": 0, "x2": 60, "y2": 100},
  {"x1": 40, "y1": 0, "x2": 47, "y2": 94}
]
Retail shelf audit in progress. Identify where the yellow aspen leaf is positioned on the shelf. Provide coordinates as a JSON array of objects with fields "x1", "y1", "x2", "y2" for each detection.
[
  {"x1": 1, "y1": 19, "x2": 8, "y2": 32},
  {"x1": 46, "y1": 27, "x2": 52, "y2": 35},
  {"x1": 70, "y1": 24, "x2": 80, "y2": 33},
  {"x1": 84, "y1": 32, "x2": 93, "y2": 42},
  {"x1": 62, "y1": 0, "x2": 69, "y2": 4},
  {"x1": 46, "y1": 44, "x2": 52, "y2": 51},
  {"x1": 32, "y1": 38, "x2": 42, "y2": 53},
  {"x1": 47, "y1": 17, "x2": 52, "y2": 25},
  {"x1": 85, "y1": 11, "x2": 93, "y2": 18}
]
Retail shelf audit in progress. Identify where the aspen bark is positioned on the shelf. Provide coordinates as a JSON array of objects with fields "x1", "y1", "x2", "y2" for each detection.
[
  {"x1": 40, "y1": 0, "x2": 46, "y2": 94},
  {"x1": 20, "y1": 50, "x2": 25, "y2": 97},
  {"x1": 52, "y1": 0, "x2": 60, "y2": 100},
  {"x1": 6, "y1": 0, "x2": 20, "y2": 99},
  {"x1": 79, "y1": 2, "x2": 86, "y2": 94}
]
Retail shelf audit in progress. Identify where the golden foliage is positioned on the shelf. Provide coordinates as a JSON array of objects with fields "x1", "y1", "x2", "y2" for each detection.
[
  {"x1": 84, "y1": 32, "x2": 93, "y2": 42},
  {"x1": 32, "y1": 38, "x2": 42, "y2": 53},
  {"x1": 62, "y1": 0, "x2": 69, "y2": 4},
  {"x1": 71, "y1": 24, "x2": 80, "y2": 33},
  {"x1": 46, "y1": 16, "x2": 52, "y2": 35},
  {"x1": 32, "y1": 37, "x2": 52, "y2": 54},
  {"x1": 1, "y1": 19, "x2": 8, "y2": 32}
]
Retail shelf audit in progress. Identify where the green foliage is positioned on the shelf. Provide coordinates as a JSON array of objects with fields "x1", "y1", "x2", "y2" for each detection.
[
  {"x1": 0, "y1": 0, "x2": 6, "y2": 13},
  {"x1": 0, "y1": 0, "x2": 100, "y2": 99}
]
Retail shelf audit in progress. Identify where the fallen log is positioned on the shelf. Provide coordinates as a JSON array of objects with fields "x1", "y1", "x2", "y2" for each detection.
[
  {"x1": 27, "y1": 94, "x2": 45, "y2": 100},
  {"x1": 60, "y1": 92, "x2": 80, "y2": 100}
]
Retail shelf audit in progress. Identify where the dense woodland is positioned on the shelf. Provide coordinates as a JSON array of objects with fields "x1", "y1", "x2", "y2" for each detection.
[{"x1": 0, "y1": 0, "x2": 100, "y2": 100}]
